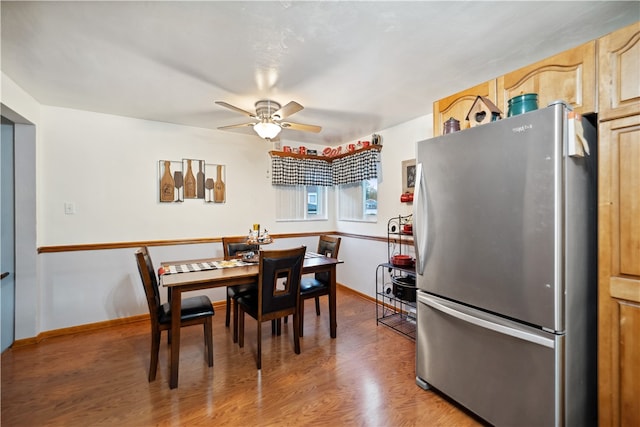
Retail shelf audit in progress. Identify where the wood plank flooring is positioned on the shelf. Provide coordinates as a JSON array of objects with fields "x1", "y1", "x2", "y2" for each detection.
[{"x1": 1, "y1": 287, "x2": 484, "y2": 426}]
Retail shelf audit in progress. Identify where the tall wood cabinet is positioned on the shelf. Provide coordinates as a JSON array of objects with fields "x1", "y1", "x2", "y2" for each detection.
[{"x1": 597, "y1": 21, "x2": 640, "y2": 427}]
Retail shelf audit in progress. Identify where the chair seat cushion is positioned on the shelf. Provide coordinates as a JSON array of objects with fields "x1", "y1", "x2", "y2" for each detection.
[
  {"x1": 235, "y1": 290, "x2": 259, "y2": 316},
  {"x1": 300, "y1": 277, "x2": 328, "y2": 295},
  {"x1": 158, "y1": 295, "x2": 214, "y2": 324},
  {"x1": 227, "y1": 283, "x2": 257, "y2": 299}
]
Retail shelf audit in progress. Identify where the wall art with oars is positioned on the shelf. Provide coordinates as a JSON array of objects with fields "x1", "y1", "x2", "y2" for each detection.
[{"x1": 158, "y1": 159, "x2": 225, "y2": 203}]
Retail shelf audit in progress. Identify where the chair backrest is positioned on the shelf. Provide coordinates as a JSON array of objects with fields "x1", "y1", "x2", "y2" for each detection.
[
  {"x1": 258, "y1": 246, "x2": 306, "y2": 318},
  {"x1": 135, "y1": 249, "x2": 161, "y2": 320},
  {"x1": 317, "y1": 235, "x2": 341, "y2": 258},
  {"x1": 222, "y1": 236, "x2": 260, "y2": 260},
  {"x1": 315, "y1": 235, "x2": 341, "y2": 283}
]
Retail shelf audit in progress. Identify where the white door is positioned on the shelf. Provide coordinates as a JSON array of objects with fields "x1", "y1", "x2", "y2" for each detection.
[{"x1": 1, "y1": 117, "x2": 15, "y2": 352}]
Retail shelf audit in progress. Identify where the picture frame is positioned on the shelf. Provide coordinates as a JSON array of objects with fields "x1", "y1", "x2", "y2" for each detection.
[
  {"x1": 158, "y1": 160, "x2": 183, "y2": 203},
  {"x1": 402, "y1": 159, "x2": 416, "y2": 194},
  {"x1": 182, "y1": 158, "x2": 205, "y2": 200},
  {"x1": 157, "y1": 159, "x2": 225, "y2": 204},
  {"x1": 205, "y1": 163, "x2": 226, "y2": 203}
]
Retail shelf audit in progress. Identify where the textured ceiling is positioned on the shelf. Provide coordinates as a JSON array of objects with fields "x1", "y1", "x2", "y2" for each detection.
[{"x1": 1, "y1": 1, "x2": 638, "y2": 144}]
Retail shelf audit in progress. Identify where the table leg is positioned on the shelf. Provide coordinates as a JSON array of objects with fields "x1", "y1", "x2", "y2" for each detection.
[
  {"x1": 169, "y1": 288, "x2": 181, "y2": 389},
  {"x1": 329, "y1": 265, "x2": 337, "y2": 338}
]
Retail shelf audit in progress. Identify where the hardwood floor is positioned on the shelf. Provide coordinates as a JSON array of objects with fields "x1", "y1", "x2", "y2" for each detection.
[{"x1": 1, "y1": 287, "x2": 483, "y2": 426}]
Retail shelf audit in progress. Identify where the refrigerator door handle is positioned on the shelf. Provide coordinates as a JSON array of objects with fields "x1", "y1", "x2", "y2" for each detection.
[
  {"x1": 413, "y1": 163, "x2": 428, "y2": 275},
  {"x1": 418, "y1": 293, "x2": 555, "y2": 349}
]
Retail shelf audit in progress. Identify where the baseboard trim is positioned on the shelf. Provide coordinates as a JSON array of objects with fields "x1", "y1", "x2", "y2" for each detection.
[
  {"x1": 12, "y1": 313, "x2": 150, "y2": 347},
  {"x1": 337, "y1": 283, "x2": 375, "y2": 304}
]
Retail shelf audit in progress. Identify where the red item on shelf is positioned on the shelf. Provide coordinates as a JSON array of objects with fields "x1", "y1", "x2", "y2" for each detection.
[
  {"x1": 391, "y1": 254, "x2": 415, "y2": 267},
  {"x1": 400, "y1": 192, "x2": 414, "y2": 202}
]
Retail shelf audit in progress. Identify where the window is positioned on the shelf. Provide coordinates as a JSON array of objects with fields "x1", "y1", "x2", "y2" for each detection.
[
  {"x1": 338, "y1": 178, "x2": 377, "y2": 222},
  {"x1": 307, "y1": 192, "x2": 318, "y2": 214},
  {"x1": 276, "y1": 185, "x2": 327, "y2": 221}
]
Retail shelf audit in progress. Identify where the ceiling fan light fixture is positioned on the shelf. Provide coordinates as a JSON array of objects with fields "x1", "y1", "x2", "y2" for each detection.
[{"x1": 253, "y1": 120, "x2": 281, "y2": 139}]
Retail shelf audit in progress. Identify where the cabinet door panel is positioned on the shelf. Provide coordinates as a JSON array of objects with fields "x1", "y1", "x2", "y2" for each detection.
[
  {"x1": 497, "y1": 41, "x2": 595, "y2": 114},
  {"x1": 599, "y1": 21, "x2": 640, "y2": 121},
  {"x1": 619, "y1": 301, "x2": 640, "y2": 426},
  {"x1": 619, "y1": 127, "x2": 640, "y2": 275},
  {"x1": 432, "y1": 80, "x2": 496, "y2": 137}
]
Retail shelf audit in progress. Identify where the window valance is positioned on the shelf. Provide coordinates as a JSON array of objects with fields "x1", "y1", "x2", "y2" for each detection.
[
  {"x1": 271, "y1": 156, "x2": 333, "y2": 186},
  {"x1": 270, "y1": 146, "x2": 381, "y2": 186},
  {"x1": 331, "y1": 148, "x2": 380, "y2": 185}
]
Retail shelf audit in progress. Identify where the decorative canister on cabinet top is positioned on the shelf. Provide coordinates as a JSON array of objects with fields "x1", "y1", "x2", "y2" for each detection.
[
  {"x1": 507, "y1": 93, "x2": 539, "y2": 117},
  {"x1": 443, "y1": 117, "x2": 460, "y2": 134}
]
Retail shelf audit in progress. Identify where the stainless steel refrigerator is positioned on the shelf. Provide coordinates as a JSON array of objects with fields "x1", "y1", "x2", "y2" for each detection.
[{"x1": 413, "y1": 102, "x2": 597, "y2": 426}]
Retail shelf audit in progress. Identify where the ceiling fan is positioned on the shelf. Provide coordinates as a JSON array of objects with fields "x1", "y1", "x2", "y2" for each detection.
[{"x1": 215, "y1": 99, "x2": 321, "y2": 140}]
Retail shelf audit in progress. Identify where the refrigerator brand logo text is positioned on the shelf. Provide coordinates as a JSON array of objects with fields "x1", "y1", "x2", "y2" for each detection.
[{"x1": 512, "y1": 124, "x2": 533, "y2": 133}]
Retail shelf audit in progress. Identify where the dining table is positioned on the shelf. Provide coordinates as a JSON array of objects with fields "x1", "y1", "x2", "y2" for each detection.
[{"x1": 159, "y1": 252, "x2": 343, "y2": 389}]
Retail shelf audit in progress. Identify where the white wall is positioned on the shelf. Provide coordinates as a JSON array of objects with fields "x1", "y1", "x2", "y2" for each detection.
[
  {"x1": 2, "y1": 70, "x2": 434, "y2": 336},
  {"x1": 38, "y1": 106, "x2": 334, "y2": 245}
]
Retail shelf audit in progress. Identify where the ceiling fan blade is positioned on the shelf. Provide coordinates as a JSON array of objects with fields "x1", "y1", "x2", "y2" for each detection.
[
  {"x1": 272, "y1": 101, "x2": 303, "y2": 120},
  {"x1": 217, "y1": 122, "x2": 255, "y2": 130},
  {"x1": 215, "y1": 101, "x2": 256, "y2": 118},
  {"x1": 280, "y1": 121, "x2": 322, "y2": 133}
]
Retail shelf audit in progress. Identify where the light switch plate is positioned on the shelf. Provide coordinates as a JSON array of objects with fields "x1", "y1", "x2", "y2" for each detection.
[{"x1": 64, "y1": 202, "x2": 76, "y2": 215}]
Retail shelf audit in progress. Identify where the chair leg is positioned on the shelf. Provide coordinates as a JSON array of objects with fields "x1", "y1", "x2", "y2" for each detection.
[
  {"x1": 225, "y1": 292, "x2": 231, "y2": 327},
  {"x1": 149, "y1": 328, "x2": 161, "y2": 382},
  {"x1": 300, "y1": 299, "x2": 305, "y2": 337},
  {"x1": 271, "y1": 319, "x2": 282, "y2": 336},
  {"x1": 315, "y1": 296, "x2": 321, "y2": 315},
  {"x1": 204, "y1": 318, "x2": 213, "y2": 367},
  {"x1": 293, "y1": 312, "x2": 301, "y2": 355},
  {"x1": 233, "y1": 299, "x2": 239, "y2": 343},
  {"x1": 257, "y1": 319, "x2": 262, "y2": 370},
  {"x1": 238, "y1": 307, "x2": 245, "y2": 348}
]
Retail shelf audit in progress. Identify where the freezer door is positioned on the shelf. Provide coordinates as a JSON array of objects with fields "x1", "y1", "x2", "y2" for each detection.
[
  {"x1": 416, "y1": 105, "x2": 567, "y2": 330},
  {"x1": 416, "y1": 292, "x2": 561, "y2": 426}
]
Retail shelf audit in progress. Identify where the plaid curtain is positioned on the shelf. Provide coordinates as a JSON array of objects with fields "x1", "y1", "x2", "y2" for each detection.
[
  {"x1": 271, "y1": 149, "x2": 380, "y2": 186},
  {"x1": 332, "y1": 149, "x2": 379, "y2": 185},
  {"x1": 271, "y1": 156, "x2": 333, "y2": 186}
]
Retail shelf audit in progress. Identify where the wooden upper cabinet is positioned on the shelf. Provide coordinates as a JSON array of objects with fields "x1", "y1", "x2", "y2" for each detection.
[
  {"x1": 598, "y1": 21, "x2": 640, "y2": 122},
  {"x1": 432, "y1": 80, "x2": 497, "y2": 137},
  {"x1": 497, "y1": 41, "x2": 596, "y2": 115}
]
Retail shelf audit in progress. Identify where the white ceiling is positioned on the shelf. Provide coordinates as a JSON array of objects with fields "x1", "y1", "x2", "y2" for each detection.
[{"x1": 1, "y1": 1, "x2": 638, "y2": 145}]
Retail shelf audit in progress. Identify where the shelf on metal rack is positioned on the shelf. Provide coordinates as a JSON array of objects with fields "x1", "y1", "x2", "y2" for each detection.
[{"x1": 377, "y1": 312, "x2": 416, "y2": 339}]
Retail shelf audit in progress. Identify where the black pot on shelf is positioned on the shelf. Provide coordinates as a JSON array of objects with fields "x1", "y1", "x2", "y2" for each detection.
[{"x1": 392, "y1": 276, "x2": 416, "y2": 302}]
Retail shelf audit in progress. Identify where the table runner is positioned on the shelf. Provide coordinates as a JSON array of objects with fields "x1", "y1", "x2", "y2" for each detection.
[
  {"x1": 159, "y1": 259, "x2": 251, "y2": 275},
  {"x1": 159, "y1": 252, "x2": 328, "y2": 275}
]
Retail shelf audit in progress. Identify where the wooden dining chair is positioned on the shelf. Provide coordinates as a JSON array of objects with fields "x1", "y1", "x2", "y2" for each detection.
[
  {"x1": 222, "y1": 236, "x2": 260, "y2": 342},
  {"x1": 237, "y1": 246, "x2": 306, "y2": 369},
  {"x1": 298, "y1": 235, "x2": 341, "y2": 336},
  {"x1": 134, "y1": 249, "x2": 215, "y2": 382}
]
